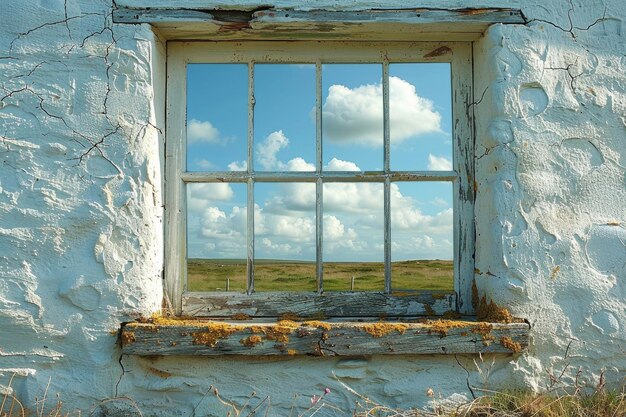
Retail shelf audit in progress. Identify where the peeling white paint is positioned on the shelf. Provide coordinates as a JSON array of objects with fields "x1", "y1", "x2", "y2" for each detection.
[{"x1": 0, "y1": 0, "x2": 625, "y2": 415}]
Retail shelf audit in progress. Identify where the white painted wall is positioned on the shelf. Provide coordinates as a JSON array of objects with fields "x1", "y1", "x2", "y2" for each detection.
[{"x1": 0, "y1": 0, "x2": 624, "y2": 415}]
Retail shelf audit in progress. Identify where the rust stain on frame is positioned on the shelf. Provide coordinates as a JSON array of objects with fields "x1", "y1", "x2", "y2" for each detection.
[{"x1": 424, "y1": 46, "x2": 452, "y2": 58}]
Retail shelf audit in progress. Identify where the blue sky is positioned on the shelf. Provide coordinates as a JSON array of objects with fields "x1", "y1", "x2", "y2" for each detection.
[{"x1": 185, "y1": 63, "x2": 453, "y2": 263}]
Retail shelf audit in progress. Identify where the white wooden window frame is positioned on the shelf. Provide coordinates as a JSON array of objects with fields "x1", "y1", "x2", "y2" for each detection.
[{"x1": 165, "y1": 41, "x2": 475, "y2": 318}]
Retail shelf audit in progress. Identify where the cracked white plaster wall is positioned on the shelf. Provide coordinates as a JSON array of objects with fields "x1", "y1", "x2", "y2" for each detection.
[
  {"x1": 0, "y1": 0, "x2": 164, "y2": 411},
  {"x1": 1, "y1": 0, "x2": 625, "y2": 415},
  {"x1": 473, "y1": 0, "x2": 626, "y2": 394}
]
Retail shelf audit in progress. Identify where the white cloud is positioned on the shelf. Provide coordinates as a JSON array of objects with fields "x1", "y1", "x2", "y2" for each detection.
[
  {"x1": 409, "y1": 235, "x2": 453, "y2": 259},
  {"x1": 264, "y1": 183, "x2": 316, "y2": 214},
  {"x1": 260, "y1": 214, "x2": 315, "y2": 241},
  {"x1": 255, "y1": 205, "x2": 316, "y2": 258},
  {"x1": 187, "y1": 181, "x2": 453, "y2": 260},
  {"x1": 323, "y1": 215, "x2": 346, "y2": 240},
  {"x1": 324, "y1": 157, "x2": 361, "y2": 171},
  {"x1": 260, "y1": 238, "x2": 302, "y2": 255},
  {"x1": 188, "y1": 204, "x2": 248, "y2": 258},
  {"x1": 322, "y1": 76, "x2": 442, "y2": 146},
  {"x1": 324, "y1": 182, "x2": 383, "y2": 214},
  {"x1": 198, "y1": 205, "x2": 246, "y2": 238},
  {"x1": 256, "y1": 131, "x2": 315, "y2": 171},
  {"x1": 412, "y1": 235, "x2": 436, "y2": 249},
  {"x1": 323, "y1": 215, "x2": 364, "y2": 256},
  {"x1": 432, "y1": 197, "x2": 450, "y2": 208},
  {"x1": 187, "y1": 183, "x2": 234, "y2": 213},
  {"x1": 228, "y1": 160, "x2": 247, "y2": 171},
  {"x1": 187, "y1": 119, "x2": 220, "y2": 144},
  {"x1": 427, "y1": 154, "x2": 453, "y2": 171},
  {"x1": 187, "y1": 131, "x2": 453, "y2": 260},
  {"x1": 257, "y1": 130, "x2": 289, "y2": 170},
  {"x1": 285, "y1": 157, "x2": 315, "y2": 172}
]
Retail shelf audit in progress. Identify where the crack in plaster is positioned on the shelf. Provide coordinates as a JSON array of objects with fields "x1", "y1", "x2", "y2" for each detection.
[{"x1": 526, "y1": 0, "x2": 609, "y2": 40}]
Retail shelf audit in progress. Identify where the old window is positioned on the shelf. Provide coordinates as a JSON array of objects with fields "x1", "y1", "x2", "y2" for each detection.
[{"x1": 165, "y1": 41, "x2": 475, "y2": 318}]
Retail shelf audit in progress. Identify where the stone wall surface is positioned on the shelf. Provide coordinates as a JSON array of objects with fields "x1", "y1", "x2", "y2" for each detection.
[{"x1": 0, "y1": 0, "x2": 624, "y2": 416}]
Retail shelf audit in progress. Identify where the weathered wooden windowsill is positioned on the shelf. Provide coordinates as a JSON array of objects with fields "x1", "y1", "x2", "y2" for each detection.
[{"x1": 121, "y1": 318, "x2": 529, "y2": 356}]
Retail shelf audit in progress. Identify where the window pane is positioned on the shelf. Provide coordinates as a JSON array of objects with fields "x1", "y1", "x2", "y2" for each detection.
[
  {"x1": 254, "y1": 183, "x2": 316, "y2": 292},
  {"x1": 322, "y1": 64, "x2": 383, "y2": 172},
  {"x1": 254, "y1": 64, "x2": 316, "y2": 172},
  {"x1": 391, "y1": 182, "x2": 453, "y2": 291},
  {"x1": 389, "y1": 63, "x2": 452, "y2": 171},
  {"x1": 186, "y1": 64, "x2": 248, "y2": 172},
  {"x1": 186, "y1": 183, "x2": 247, "y2": 292},
  {"x1": 323, "y1": 182, "x2": 384, "y2": 291}
]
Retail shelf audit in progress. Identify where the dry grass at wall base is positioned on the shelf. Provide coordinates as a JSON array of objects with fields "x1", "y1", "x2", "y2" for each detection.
[
  {"x1": 2, "y1": 371, "x2": 625, "y2": 417},
  {"x1": 0, "y1": 375, "x2": 143, "y2": 417}
]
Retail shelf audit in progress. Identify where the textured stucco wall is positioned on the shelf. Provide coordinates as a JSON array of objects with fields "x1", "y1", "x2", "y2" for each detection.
[
  {"x1": 473, "y1": 10, "x2": 626, "y2": 392},
  {"x1": 0, "y1": 0, "x2": 624, "y2": 416}
]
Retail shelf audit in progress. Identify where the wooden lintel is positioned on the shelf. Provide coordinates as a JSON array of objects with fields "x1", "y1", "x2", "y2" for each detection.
[
  {"x1": 113, "y1": 8, "x2": 525, "y2": 24},
  {"x1": 121, "y1": 319, "x2": 530, "y2": 356},
  {"x1": 182, "y1": 291, "x2": 456, "y2": 317},
  {"x1": 253, "y1": 9, "x2": 525, "y2": 24},
  {"x1": 112, "y1": 7, "x2": 525, "y2": 41}
]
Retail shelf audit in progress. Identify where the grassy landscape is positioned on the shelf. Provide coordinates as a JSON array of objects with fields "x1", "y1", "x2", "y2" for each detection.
[{"x1": 187, "y1": 258, "x2": 453, "y2": 292}]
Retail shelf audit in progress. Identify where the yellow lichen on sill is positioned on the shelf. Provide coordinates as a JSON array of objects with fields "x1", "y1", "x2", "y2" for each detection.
[
  {"x1": 191, "y1": 323, "x2": 242, "y2": 347},
  {"x1": 426, "y1": 320, "x2": 474, "y2": 336},
  {"x1": 500, "y1": 336, "x2": 522, "y2": 353},
  {"x1": 470, "y1": 322, "x2": 494, "y2": 335},
  {"x1": 476, "y1": 296, "x2": 514, "y2": 323},
  {"x1": 302, "y1": 320, "x2": 332, "y2": 331},
  {"x1": 251, "y1": 320, "x2": 300, "y2": 343},
  {"x1": 122, "y1": 316, "x2": 528, "y2": 356},
  {"x1": 121, "y1": 330, "x2": 136, "y2": 345},
  {"x1": 240, "y1": 335, "x2": 264, "y2": 347},
  {"x1": 363, "y1": 323, "x2": 408, "y2": 337},
  {"x1": 472, "y1": 279, "x2": 522, "y2": 324}
]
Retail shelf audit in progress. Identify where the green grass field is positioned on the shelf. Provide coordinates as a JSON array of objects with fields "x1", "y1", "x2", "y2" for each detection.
[{"x1": 187, "y1": 258, "x2": 453, "y2": 292}]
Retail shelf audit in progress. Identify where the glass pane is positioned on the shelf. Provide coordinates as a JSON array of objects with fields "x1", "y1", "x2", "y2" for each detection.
[
  {"x1": 254, "y1": 183, "x2": 316, "y2": 292},
  {"x1": 323, "y1": 182, "x2": 384, "y2": 291},
  {"x1": 254, "y1": 64, "x2": 316, "y2": 172},
  {"x1": 322, "y1": 64, "x2": 383, "y2": 172},
  {"x1": 186, "y1": 64, "x2": 248, "y2": 172},
  {"x1": 186, "y1": 183, "x2": 247, "y2": 292},
  {"x1": 389, "y1": 63, "x2": 452, "y2": 171},
  {"x1": 391, "y1": 182, "x2": 453, "y2": 291}
]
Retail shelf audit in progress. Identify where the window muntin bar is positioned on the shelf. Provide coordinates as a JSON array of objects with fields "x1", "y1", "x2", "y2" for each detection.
[
  {"x1": 316, "y1": 60, "x2": 324, "y2": 293},
  {"x1": 246, "y1": 63, "x2": 255, "y2": 294},
  {"x1": 383, "y1": 60, "x2": 392, "y2": 294}
]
